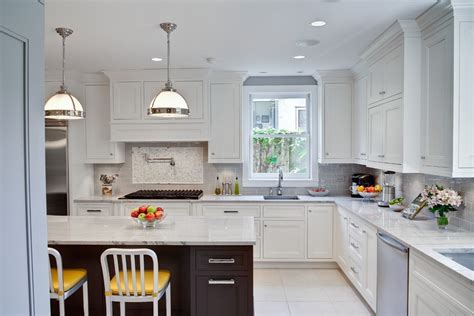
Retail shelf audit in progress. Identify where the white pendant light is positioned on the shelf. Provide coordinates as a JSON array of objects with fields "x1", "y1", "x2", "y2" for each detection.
[
  {"x1": 45, "y1": 27, "x2": 85, "y2": 120},
  {"x1": 148, "y1": 23, "x2": 189, "y2": 117}
]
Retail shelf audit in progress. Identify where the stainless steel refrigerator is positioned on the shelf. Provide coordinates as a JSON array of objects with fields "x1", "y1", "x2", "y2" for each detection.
[{"x1": 45, "y1": 120, "x2": 69, "y2": 215}]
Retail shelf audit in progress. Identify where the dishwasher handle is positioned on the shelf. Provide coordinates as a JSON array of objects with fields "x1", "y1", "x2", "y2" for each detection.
[{"x1": 377, "y1": 232, "x2": 409, "y2": 253}]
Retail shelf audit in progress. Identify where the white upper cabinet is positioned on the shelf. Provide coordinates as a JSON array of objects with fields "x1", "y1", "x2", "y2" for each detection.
[
  {"x1": 208, "y1": 81, "x2": 243, "y2": 163},
  {"x1": 104, "y1": 69, "x2": 211, "y2": 142},
  {"x1": 352, "y1": 65, "x2": 368, "y2": 162},
  {"x1": 362, "y1": 20, "x2": 422, "y2": 173},
  {"x1": 317, "y1": 71, "x2": 353, "y2": 163},
  {"x1": 417, "y1": 2, "x2": 474, "y2": 177},
  {"x1": 84, "y1": 84, "x2": 125, "y2": 163}
]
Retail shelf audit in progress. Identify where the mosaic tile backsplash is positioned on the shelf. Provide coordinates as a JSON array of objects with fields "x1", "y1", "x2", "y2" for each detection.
[{"x1": 131, "y1": 146, "x2": 203, "y2": 184}]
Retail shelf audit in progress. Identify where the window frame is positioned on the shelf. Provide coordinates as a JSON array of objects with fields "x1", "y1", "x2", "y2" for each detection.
[{"x1": 242, "y1": 85, "x2": 319, "y2": 187}]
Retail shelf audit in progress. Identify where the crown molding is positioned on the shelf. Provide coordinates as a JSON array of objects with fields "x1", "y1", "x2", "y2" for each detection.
[{"x1": 314, "y1": 69, "x2": 353, "y2": 82}]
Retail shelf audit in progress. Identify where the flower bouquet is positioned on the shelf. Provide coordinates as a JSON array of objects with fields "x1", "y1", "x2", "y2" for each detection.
[{"x1": 420, "y1": 185, "x2": 463, "y2": 229}]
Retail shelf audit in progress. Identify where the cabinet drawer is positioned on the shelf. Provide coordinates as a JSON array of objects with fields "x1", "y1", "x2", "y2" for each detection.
[
  {"x1": 122, "y1": 202, "x2": 190, "y2": 216},
  {"x1": 76, "y1": 203, "x2": 113, "y2": 216},
  {"x1": 348, "y1": 235, "x2": 363, "y2": 263},
  {"x1": 348, "y1": 217, "x2": 363, "y2": 237},
  {"x1": 195, "y1": 249, "x2": 250, "y2": 271},
  {"x1": 263, "y1": 205, "x2": 305, "y2": 218},
  {"x1": 348, "y1": 257, "x2": 363, "y2": 289},
  {"x1": 202, "y1": 204, "x2": 260, "y2": 217}
]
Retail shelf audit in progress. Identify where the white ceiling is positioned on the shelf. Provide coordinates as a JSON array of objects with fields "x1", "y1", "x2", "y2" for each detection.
[{"x1": 45, "y1": 0, "x2": 436, "y2": 76}]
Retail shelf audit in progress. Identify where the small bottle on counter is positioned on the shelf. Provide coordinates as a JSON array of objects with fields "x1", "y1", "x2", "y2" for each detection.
[
  {"x1": 214, "y1": 176, "x2": 221, "y2": 195},
  {"x1": 234, "y1": 177, "x2": 240, "y2": 195}
]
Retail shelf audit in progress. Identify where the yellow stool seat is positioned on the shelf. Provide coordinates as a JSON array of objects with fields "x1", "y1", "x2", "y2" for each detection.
[
  {"x1": 50, "y1": 268, "x2": 87, "y2": 293},
  {"x1": 110, "y1": 270, "x2": 171, "y2": 295}
]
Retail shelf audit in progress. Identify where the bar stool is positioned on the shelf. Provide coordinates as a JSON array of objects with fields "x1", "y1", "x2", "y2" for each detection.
[
  {"x1": 100, "y1": 248, "x2": 171, "y2": 316},
  {"x1": 48, "y1": 247, "x2": 89, "y2": 316}
]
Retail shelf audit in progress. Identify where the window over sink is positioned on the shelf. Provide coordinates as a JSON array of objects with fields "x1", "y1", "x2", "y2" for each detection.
[{"x1": 243, "y1": 85, "x2": 318, "y2": 187}]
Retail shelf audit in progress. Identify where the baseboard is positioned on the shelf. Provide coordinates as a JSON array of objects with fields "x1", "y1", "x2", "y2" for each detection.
[{"x1": 254, "y1": 261, "x2": 339, "y2": 269}]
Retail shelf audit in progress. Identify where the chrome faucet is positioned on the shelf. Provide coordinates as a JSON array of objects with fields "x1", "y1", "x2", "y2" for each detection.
[{"x1": 276, "y1": 168, "x2": 283, "y2": 196}]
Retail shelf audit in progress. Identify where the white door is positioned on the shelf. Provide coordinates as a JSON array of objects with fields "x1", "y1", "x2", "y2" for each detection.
[
  {"x1": 368, "y1": 60, "x2": 385, "y2": 104},
  {"x1": 421, "y1": 27, "x2": 453, "y2": 169},
  {"x1": 307, "y1": 206, "x2": 333, "y2": 259},
  {"x1": 209, "y1": 83, "x2": 241, "y2": 162},
  {"x1": 383, "y1": 98, "x2": 403, "y2": 164},
  {"x1": 352, "y1": 76, "x2": 368, "y2": 160},
  {"x1": 1, "y1": 2, "x2": 50, "y2": 314},
  {"x1": 383, "y1": 45, "x2": 404, "y2": 99},
  {"x1": 323, "y1": 83, "x2": 352, "y2": 160},
  {"x1": 457, "y1": 22, "x2": 474, "y2": 168},
  {"x1": 368, "y1": 105, "x2": 384, "y2": 162},
  {"x1": 263, "y1": 221, "x2": 305, "y2": 259}
]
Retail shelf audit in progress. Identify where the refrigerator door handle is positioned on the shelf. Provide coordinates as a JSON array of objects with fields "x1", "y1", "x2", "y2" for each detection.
[{"x1": 377, "y1": 232, "x2": 408, "y2": 253}]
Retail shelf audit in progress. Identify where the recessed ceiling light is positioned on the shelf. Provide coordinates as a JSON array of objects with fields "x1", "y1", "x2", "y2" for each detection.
[
  {"x1": 151, "y1": 57, "x2": 163, "y2": 62},
  {"x1": 311, "y1": 20, "x2": 327, "y2": 27},
  {"x1": 293, "y1": 55, "x2": 305, "y2": 59},
  {"x1": 296, "y1": 39, "x2": 320, "y2": 47}
]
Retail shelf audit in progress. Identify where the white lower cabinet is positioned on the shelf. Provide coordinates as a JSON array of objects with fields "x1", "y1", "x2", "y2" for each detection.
[
  {"x1": 409, "y1": 250, "x2": 473, "y2": 316},
  {"x1": 336, "y1": 207, "x2": 377, "y2": 312},
  {"x1": 307, "y1": 205, "x2": 333, "y2": 259},
  {"x1": 75, "y1": 202, "x2": 115, "y2": 216},
  {"x1": 262, "y1": 220, "x2": 305, "y2": 259}
]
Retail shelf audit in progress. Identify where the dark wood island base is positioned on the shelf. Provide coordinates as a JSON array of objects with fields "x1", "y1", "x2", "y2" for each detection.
[{"x1": 49, "y1": 245, "x2": 254, "y2": 316}]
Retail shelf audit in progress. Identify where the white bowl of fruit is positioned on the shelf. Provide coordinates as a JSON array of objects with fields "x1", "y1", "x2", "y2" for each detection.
[
  {"x1": 357, "y1": 185, "x2": 382, "y2": 198},
  {"x1": 307, "y1": 187, "x2": 330, "y2": 196},
  {"x1": 130, "y1": 205, "x2": 166, "y2": 229}
]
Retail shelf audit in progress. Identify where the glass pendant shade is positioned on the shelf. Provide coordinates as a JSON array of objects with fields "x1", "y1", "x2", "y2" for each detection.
[
  {"x1": 45, "y1": 90, "x2": 85, "y2": 120},
  {"x1": 148, "y1": 88, "x2": 189, "y2": 117}
]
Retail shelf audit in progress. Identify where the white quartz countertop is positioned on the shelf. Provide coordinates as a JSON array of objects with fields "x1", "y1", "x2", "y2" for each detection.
[{"x1": 48, "y1": 215, "x2": 256, "y2": 246}]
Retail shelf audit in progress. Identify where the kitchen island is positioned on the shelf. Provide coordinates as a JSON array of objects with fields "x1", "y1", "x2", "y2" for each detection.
[{"x1": 48, "y1": 215, "x2": 256, "y2": 316}]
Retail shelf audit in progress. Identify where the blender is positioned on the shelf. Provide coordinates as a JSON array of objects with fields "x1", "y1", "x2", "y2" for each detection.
[{"x1": 378, "y1": 171, "x2": 395, "y2": 207}]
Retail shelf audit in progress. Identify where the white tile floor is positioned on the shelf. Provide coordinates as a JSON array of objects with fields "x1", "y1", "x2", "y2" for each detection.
[{"x1": 254, "y1": 269, "x2": 374, "y2": 316}]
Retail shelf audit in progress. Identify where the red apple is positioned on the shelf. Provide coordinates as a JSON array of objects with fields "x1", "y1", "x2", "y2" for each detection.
[
  {"x1": 156, "y1": 207, "x2": 164, "y2": 213},
  {"x1": 130, "y1": 210, "x2": 139, "y2": 218},
  {"x1": 138, "y1": 206, "x2": 148, "y2": 214},
  {"x1": 154, "y1": 210, "x2": 164, "y2": 219},
  {"x1": 145, "y1": 213, "x2": 155, "y2": 222}
]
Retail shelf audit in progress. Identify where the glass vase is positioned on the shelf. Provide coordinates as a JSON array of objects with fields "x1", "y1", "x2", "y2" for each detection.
[{"x1": 436, "y1": 214, "x2": 449, "y2": 230}]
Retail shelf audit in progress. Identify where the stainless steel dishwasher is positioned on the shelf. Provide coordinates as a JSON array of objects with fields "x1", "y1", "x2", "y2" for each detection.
[{"x1": 376, "y1": 231, "x2": 409, "y2": 316}]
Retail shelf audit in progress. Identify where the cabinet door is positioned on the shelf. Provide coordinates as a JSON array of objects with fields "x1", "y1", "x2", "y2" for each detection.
[
  {"x1": 383, "y1": 98, "x2": 403, "y2": 164},
  {"x1": 368, "y1": 60, "x2": 385, "y2": 104},
  {"x1": 112, "y1": 81, "x2": 141, "y2": 120},
  {"x1": 352, "y1": 76, "x2": 368, "y2": 160},
  {"x1": 368, "y1": 105, "x2": 384, "y2": 162},
  {"x1": 335, "y1": 208, "x2": 349, "y2": 270},
  {"x1": 196, "y1": 276, "x2": 249, "y2": 316},
  {"x1": 75, "y1": 203, "x2": 114, "y2": 216},
  {"x1": 263, "y1": 221, "x2": 305, "y2": 259},
  {"x1": 421, "y1": 28, "x2": 453, "y2": 169},
  {"x1": 383, "y1": 45, "x2": 403, "y2": 99},
  {"x1": 307, "y1": 206, "x2": 333, "y2": 259},
  {"x1": 208, "y1": 83, "x2": 241, "y2": 162},
  {"x1": 458, "y1": 22, "x2": 474, "y2": 168},
  {"x1": 362, "y1": 224, "x2": 377, "y2": 311},
  {"x1": 84, "y1": 85, "x2": 124, "y2": 163},
  {"x1": 143, "y1": 80, "x2": 204, "y2": 120},
  {"x1": 323, "y1": 83, "x2": 352, "y2": 160}
]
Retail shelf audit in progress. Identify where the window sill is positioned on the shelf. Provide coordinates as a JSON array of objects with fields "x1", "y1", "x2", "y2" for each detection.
[{"x1": 242, "y1": 178, "x2": 319, "y2": 188}]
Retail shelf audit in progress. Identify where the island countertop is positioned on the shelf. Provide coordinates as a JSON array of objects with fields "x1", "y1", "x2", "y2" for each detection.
[{"x1": 48, "y1": 215, "x2": 256, "y2": 246}]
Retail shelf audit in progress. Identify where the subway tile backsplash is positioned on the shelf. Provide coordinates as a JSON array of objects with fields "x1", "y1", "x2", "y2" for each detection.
[{"x1": 94, "y1": 142, "x2": 474, "y2": 230}]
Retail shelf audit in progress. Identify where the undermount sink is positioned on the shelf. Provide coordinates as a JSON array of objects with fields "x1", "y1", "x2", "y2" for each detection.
[
  {"x1": 436, "y1": 249, "x2": 474, "y2": 270},
  {"x1": 263, "y1": 195, "x2": 299, "y2": 200}
]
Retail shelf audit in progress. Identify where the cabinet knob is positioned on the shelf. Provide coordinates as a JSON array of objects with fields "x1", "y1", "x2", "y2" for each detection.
[
  {"x1": 379, "y1": 91, "x2": 386, "y2": 95},
  {"x1": 325, "y1": 153, "x2": 329, "y2": 156},
  {"x1": 309, "y1": 210, "x2": 312, "y2": 213},
  {"x1": 421, "y1": 156, "x2": 426, "y2": 160},
  {"x1": 109, "y1": 153, "x2": 113, "y2": 156},
  {"x1": 211, "y1": 152, "x2": 215, "y2": 156},
  {"x1": 378, "y1": 154, "x2": 385, "y2": 158},
  {"x1": 264, "y1": 224, "x2": 267, "y2": 228}
]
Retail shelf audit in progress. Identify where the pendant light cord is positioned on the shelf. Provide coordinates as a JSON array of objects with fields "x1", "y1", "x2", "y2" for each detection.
[
  {"x1": 166, "y1": 31, "x2": 171, "y2": 89},
  {"x1": 61, "y1": 34, "x2": 66, "y2": 91}
]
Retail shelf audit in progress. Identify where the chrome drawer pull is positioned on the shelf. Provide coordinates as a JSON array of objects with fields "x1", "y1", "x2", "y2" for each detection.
[
  {"x1": 208, "y1": 279, "x2": 235, "y2": 285},
  {"x1": 350, "y1": 267, "x2": 358, "y2": 274},
  {"x1": 224, "y1": 210, "x2": 238, "y2": 214},
  {"x1": 208, "y1": 258, "x2": 235, "y2": 264},
  {"x1": 86, "y1": 209, "x2": 102, "y2": 213},
  {"x1": 350, "y1": 222, "x2": 359, "y2": 229},
  {"x1": 350, "y1": 242, "x2": 359, "y2": 249}
]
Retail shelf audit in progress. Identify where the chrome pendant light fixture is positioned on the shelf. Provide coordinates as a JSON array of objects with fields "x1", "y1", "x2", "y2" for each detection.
[
  {"x1": 148, "y1": 23, "x2": 189, "y2": 117},
  {"x1": 45, "y1": 27, "x2": 85, "y2": 120}
]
